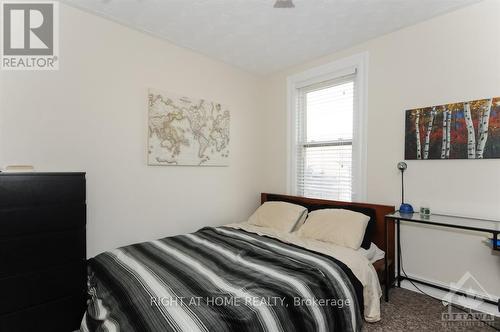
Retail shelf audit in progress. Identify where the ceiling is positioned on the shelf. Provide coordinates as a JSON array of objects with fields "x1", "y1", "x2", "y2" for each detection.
[{"x1": 63, "y1": 0, "x2": 480, "y2": 75}]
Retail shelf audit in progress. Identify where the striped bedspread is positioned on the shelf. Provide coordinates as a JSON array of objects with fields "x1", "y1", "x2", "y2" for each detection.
[{"x1": 81, "y1": 227, "x2": 364, "y2": 332}]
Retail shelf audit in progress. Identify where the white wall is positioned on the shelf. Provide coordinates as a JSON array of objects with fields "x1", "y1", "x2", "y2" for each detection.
[
  {"x1": 0, "y1": 4, "x2": 265, "y2": 257},
  {"x1": 261, "y1": 0, "x2": 500, "y2": 298}
]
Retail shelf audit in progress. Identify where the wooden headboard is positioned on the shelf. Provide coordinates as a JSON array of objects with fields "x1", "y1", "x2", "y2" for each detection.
[{"x1": 261, "y1": 193, "x2": 396, "y2": 283}]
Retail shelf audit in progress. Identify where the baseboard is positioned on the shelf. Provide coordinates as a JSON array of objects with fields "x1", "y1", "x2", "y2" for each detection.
[{"x1": 399, "y1": 279, "x2": 500, "y2": 317}]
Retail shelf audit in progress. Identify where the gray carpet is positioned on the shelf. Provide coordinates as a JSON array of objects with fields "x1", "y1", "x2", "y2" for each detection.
[{"x1": 363, "y1": 288, "x2": 499, "y2": 331}]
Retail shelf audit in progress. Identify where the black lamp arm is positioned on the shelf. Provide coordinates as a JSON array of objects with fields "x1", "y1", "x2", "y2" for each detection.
[{"x1": 401, "y1": 170, "x2": 404, "y2": 205}]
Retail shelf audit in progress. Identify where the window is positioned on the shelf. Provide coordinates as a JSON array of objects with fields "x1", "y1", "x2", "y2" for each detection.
[
  {"x1": 296, "y1": 76, "x2": 355, "y2": 201},
  {"x1": 287, "y1": 53, "x2": 367, "y2": 201}
]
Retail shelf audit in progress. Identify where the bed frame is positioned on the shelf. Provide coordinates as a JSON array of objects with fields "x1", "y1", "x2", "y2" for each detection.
[{"x1": 261, "y1": 193, "x2": 396, "y2": 287}]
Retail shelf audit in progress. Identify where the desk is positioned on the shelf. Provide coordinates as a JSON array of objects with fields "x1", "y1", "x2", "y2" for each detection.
[{"x1": 384, "y1": 211, "x2": 500, "y2": 307}]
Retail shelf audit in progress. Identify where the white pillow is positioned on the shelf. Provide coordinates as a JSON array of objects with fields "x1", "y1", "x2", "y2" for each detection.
[
  {"x1": 358, "y1": 242, "x2": 385, "y2": 263},
  {"x1": 247, "y1": 201, "x2": 307, "y2": 233},
  {"x1": 297, "y1": 209, "x2": 370, "y2": 249}
]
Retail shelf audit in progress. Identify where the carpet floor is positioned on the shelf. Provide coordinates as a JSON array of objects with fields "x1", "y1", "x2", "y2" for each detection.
[{"x1": 363, "y1": 288, "x2": 499, "y2": 331}]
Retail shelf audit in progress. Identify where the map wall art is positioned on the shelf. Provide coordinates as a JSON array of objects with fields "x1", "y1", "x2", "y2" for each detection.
[
  {"x1": 148, "y1": 88, "x2": 230, "y2": 166},
  {"x1": 405, "y1": 97, "x2": 500, "y2": 160}
]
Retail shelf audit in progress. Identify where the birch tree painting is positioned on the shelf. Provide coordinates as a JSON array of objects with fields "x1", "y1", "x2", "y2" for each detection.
[{"x1": 405, "y1": 97, "x2": 500, "y2": 160}]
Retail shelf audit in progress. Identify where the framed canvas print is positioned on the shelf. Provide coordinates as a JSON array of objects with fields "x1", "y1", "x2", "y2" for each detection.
[
  {"x1": 148, "y1": 88, "x2": 230, "y2": 166},
  {"x1": 405, "y1": 97, "x2": 500, "y2": 160}
]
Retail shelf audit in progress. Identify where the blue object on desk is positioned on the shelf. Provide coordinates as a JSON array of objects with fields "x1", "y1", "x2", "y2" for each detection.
[
  {"x1": 399, "y1": 203, "x2": 414, "y2": 214},
  {"x1": 489, "y1": 238, "x2": 500, "y2": 247}
]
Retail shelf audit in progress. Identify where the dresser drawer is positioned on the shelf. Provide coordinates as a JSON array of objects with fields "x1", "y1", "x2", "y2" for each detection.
[
  {"x1": 0, "y1": 229, "x2": 85, "y2": 277},
  {"x1": 0, "y1": 174, "x2": 85, "y2": 208},
  {"x1": 0, "y1": 204, "x2": 86, "y2": 238},
  {"x1": 0, "y1": 173, "x2": 86, "y2": 331},
  {"x1": 0, "y1": 295, "x2": 85, "y2": 332},
  {"x1": 0, "y1": 262, "x2": 86, "y2": 314}
]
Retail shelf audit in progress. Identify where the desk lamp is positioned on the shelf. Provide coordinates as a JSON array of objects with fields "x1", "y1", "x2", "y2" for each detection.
[{"x1": 397, "y1": 161, "x2": 414, "y2": 214}]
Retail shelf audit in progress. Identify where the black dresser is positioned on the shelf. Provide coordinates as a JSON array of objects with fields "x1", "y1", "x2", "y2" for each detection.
[{"x1": 0, "y1": 173, "x2": 86, "y2": 332}]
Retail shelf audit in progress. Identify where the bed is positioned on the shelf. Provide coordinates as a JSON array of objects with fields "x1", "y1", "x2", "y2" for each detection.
[
  {"x1": 80, "y1": 193, "x2": 395, "y2": 332},
  {"x1": 260, "y1": 193, "x2": 396, "y2": 290}
]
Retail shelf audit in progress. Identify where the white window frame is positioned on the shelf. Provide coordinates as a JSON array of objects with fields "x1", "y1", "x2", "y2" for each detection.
[{"x1": 286, "y1": 52, "x2": 368, "y2": 202}]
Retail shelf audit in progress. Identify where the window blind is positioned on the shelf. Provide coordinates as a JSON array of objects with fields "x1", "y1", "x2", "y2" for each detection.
[{"x1": 295, "y1": 73, "x2": 356, "y2": 201}]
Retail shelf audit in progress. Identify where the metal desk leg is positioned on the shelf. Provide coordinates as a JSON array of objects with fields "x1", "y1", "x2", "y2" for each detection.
[
  {"x1": 384, "y1": 216, "x2": 389, "y2": 302},
  {"x1": 397, "y1": 218, "x2": 401, "y2": 287}
]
